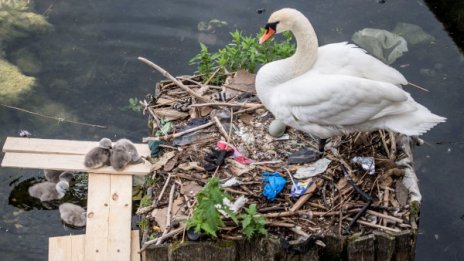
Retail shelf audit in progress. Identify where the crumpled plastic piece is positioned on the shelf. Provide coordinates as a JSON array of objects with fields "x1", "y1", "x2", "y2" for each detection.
[
  {"x1": 262, "y1": 172, "x2": 286, "y2": 201},
  {"x1": 218, "y1": 195, "x2": 249, "y2": 217},
  {"x1": 294, "y1": 158, "x2": 332, "y2": 179},
  {"x1": 351, "y1": 156, "x2": 375, "y2": 175},
  {"x1": 221, "y1": 177, "x2": 241, "y2": 187},
  {"x1": 217, "y1": 140, "x2": 253, "y2": 164},
  {"x1": 148, "y1": 140, "x2": 164, "y2": 158},
  {"x1": 291, "y1": 178, "x2": 314, "y2": 197},
  {"x1": 392, "y1": 22, "x2": 435, "y2": 45},
  {"x1": 287, "y1": 148, "x2": 321, "y2": 164},
  {"x1": 352, "y1": 28, "x2": 408, "y2": 64},
  {"x1": 203, "y1": 146, "x2": 233, "y2": 172}
]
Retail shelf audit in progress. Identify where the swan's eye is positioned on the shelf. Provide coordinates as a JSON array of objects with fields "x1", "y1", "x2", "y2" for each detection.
[{"x1": 265, "y1": 21, "x2": 279, "y2": 31}]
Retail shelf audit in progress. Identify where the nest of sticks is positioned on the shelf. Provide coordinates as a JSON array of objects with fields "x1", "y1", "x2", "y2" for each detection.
[{"x1": 136, "y1": 57, "x2": 421, "y2": 249}]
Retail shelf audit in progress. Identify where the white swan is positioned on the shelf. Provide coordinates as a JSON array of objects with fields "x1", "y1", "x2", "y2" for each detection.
[{"x1": 256, "y1": 8, "x2": 445, "y2": 147}]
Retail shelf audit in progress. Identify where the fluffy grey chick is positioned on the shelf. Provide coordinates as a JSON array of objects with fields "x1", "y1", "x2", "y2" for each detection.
[
  {"x1": 28, "y1": 181, "x2": 69, "y2": 201},
  {"x1": 110, "y1": 138, "x2": 143, "y2": 170},
  {"x1": 84, "y1": 138, "x2": 112, "y2": 169},
  {"x1": 59, "y1": 203, "x2": 86, "y2": 228},
  {"x1": 44, "y1": 170, "x2": 74, "y2": 183}
]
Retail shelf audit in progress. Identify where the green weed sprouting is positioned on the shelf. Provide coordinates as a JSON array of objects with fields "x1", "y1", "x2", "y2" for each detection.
[
  {"x1": 189, "y1": 30, "x2": 295, "y2": 85},
  {"x1": 186, "y1": 177, "x2": 238, "y2": 238},
  {"x1": 239, "y1": 204, "x2": 267, "y2": 240}
]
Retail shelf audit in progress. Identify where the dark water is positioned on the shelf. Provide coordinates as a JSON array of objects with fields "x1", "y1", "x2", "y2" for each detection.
[{"x1": 0, "y1": 0, "x2": 463, "y2": 260}]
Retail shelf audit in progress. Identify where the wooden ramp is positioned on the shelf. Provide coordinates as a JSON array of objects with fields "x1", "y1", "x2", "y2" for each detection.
[{"x1": 1, "y1": 137, "x2": 152, "y2": 261}]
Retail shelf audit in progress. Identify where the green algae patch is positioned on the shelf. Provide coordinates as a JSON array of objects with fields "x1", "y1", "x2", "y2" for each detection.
[
  {"x1": 0, "y1": 58, "x2": 35, "y2": 102},
  {"x1": 0, "y1": 0, "x2": 52, "y2": 46}
]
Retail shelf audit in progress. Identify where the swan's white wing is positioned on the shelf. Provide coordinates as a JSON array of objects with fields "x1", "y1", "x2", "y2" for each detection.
[
  {"x1": 270, "y1": 74, "x2": 415, "y2": 126},
  {"x1": 313, "y1": 42, "x2": 407, "y2": 86}
]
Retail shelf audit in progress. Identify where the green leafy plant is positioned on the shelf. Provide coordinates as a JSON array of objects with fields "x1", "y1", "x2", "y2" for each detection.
[
  {"x1": 122, "y1": 97, "x2": 142, "y2": 112},
  {"x1": 189, "y1": 29, "x2": 295, "y2": 84},
  {"x1": 155, "y1": 117, "x2": 172, "y2": 137},
  {"x1": 139, "y1": 195, "x2": 153, "y2": 208},
  {"x1": 187, "y1": 177, "x2": 238, "y2": 238},
  {"x1": 239, "y1": 204, "x2": 267, "y2": 240}
]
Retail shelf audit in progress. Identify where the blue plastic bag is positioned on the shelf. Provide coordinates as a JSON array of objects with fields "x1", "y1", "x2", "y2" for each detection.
[{"x1": 262, "y1": 172, "x2": 286, "y2": 201}]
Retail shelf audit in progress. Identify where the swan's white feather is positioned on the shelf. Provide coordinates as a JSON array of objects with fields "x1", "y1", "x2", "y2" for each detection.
[{"x1": 256, "y1": 8, "x2": 445, "y2": 139}]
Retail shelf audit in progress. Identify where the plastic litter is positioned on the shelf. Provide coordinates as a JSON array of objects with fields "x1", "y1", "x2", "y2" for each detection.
[
  {"x1": 352, "y1": 28, "x2": 408, "y2": 64},
  {"x1": 294, "y1": 158, "x2": 332, "y2": 179},
  {"x1": 262, "y1": 172, "x2": 286, "y2": 201},
  {"x1": 203, "y1": 146, "x2": 233, "y2": 172},
  {"x1": 19, "y1": 129, "x2": 32, "y2": 137},
  {"x1": 217, "y1": 140, "x2": 253, "y2": 164},
  {"x1": 392, "y1": 22, "x2": 435, "y2": 45},
  {"x1": 221, "y1": 177, "x2": 241, "y2": 187},
  {"x1": 351, "y1": 156, "x2": 375, "y2": 175},
  {"x1": 288, "y1": 148, "x2": 321, "y2": 164},
  {"x1": 291, "y1": 178, "x2": 314, "y2": 197},
  {"x1": 148, "y1": 140, "x2": 164, "y2": 158}
]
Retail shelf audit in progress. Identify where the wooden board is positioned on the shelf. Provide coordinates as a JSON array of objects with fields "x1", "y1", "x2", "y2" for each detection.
[
  {"x1": 85, "y1": 173, "x2": 111, "y2": 261},
  {"x1": 1, "y1": 152, "x2": 151, "y2": 176},
  {"x1": 49, "y1": 234, "x2": 85, "y2": 261},
  {"x1": 84, "y1": 173, "x2": 136, "y2": 261},
  {"x1": 107, "y1": 174, "x2": 133, "y2": 261},
  {"x1": 2, "y1": 137, "x2": 151, "y2": 157},
  {"x1": 49, "y1": 231, "x2": 140, "y2": 261}
]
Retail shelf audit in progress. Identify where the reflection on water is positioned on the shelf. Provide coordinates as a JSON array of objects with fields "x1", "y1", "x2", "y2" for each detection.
[{"x1": 0, "y1": 0, "x2": 463, "y2": 260}]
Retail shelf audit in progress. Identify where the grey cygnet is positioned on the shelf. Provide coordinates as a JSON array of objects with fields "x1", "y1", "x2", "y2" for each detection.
[
  {"x1": 59, "y1": 203, "x2": 86, "y2": 228},
  {"x1": 44, "y1": 170, "x2": 74, "y2": 183},
  {"x1": 110, "y1": 138, "x2": 144, "y2": 170},
  {"x1": 28, "y1": 181, "x2": 69, "y2": 201},
  {"x1": 84, "y1": 138, "x2": 112, "y2": 169}
]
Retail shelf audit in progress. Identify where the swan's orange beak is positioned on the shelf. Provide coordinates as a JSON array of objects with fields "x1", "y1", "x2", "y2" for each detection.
[{"x1": 259, "y1": 27, "x2": 275, "y2": 44}]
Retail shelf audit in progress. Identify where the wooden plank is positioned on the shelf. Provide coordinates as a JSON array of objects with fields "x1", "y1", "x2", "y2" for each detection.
[
  {"x1": 107, "y1": 174, "x2": 133, "y2": 261},
  {"x1": 49, "y1": 235, "x2": 72, "y2": 261},
  {"x1": 2, "y1": 137, "x2": 151, "y2": 156},
  {"x1": 49, "y1": 234, "x2": 85, "y2": 261},
  {"x1": 1, "y1": 152, "x2": 151, "y2": 175},
  {"x1": 48, "y1": 232, "x2": 139, "y2": 261},
  {"x1": 71, "y1": 235, "x2": 86, "y2": 261},
  {"x1": 131, "y1": 230, "x2": 141, "y2": 261},
  {"x1": 85, "y1": 173, "x2": 111, "y2": 261}
]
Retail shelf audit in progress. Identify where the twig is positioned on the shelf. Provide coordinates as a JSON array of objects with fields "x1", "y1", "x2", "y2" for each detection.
[
  {"x1": 143, "y1": 121, "x2": 214, "y2": 142},
  {"x1": 233, "y1": 104, "x2": 264, "y2": 115},
  {"x1": 0, "y1": 103, "x2": 107, "y2": 128},
  {"x1": 204, "y1": 67, "x2": 222, "y2": 85},
  {"x1": 160, "y1": 183, "x2": 176, "y2": 243},
  {"x1": 366, "y1": 209, "x2": 404, "y2": 224},
  {"x1": 139, "y1": 224, "x2": 185, "y2": 253},
  {"x1": 138, "y1": 57, "x2": 211, "y2": 103},
  {"x1": 156, "y1": 174, "x2": 172, "y2": 204},
  {"x1": 213, "y1": 116, "x2": 230, "y2": 140},
  {"x1": 407, "y1": 82, "x2": 430, "y2": 92},
  {"x1": 190, "y1": 102, "x2": 262, "y2": 108},
  {"x1": 266, "y1": 221, "x2": 295, "y2": 228},
  {"x1": 345, "y1": 217, "x2": 401, "y2": 233}
]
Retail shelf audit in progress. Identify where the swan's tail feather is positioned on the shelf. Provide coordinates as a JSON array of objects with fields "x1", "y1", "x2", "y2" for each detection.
[{"x1": 386, "y1": 112, "x2": 446, "y2": 136}]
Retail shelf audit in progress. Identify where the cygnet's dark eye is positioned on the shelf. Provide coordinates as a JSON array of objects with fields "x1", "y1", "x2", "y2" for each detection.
[{"x1": 265, "y1": 21, "x2": 279, "y2": 31}]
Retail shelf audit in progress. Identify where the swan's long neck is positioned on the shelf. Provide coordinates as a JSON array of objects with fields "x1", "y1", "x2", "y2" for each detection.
[
  {"x1": 288, "y1": 16, "x2": 319, "y2": 77},
  {"x1": 256, "y1": 13, "x2": 318, "y2": 104}
]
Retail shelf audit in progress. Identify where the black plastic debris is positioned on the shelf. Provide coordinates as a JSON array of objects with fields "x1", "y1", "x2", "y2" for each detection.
[
  {"x1": 203, "y1": 148, "x2": 234, "y2": 172},
  {"x1": 287, "y1": 148, "x2": 321, "y2": 164}
]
